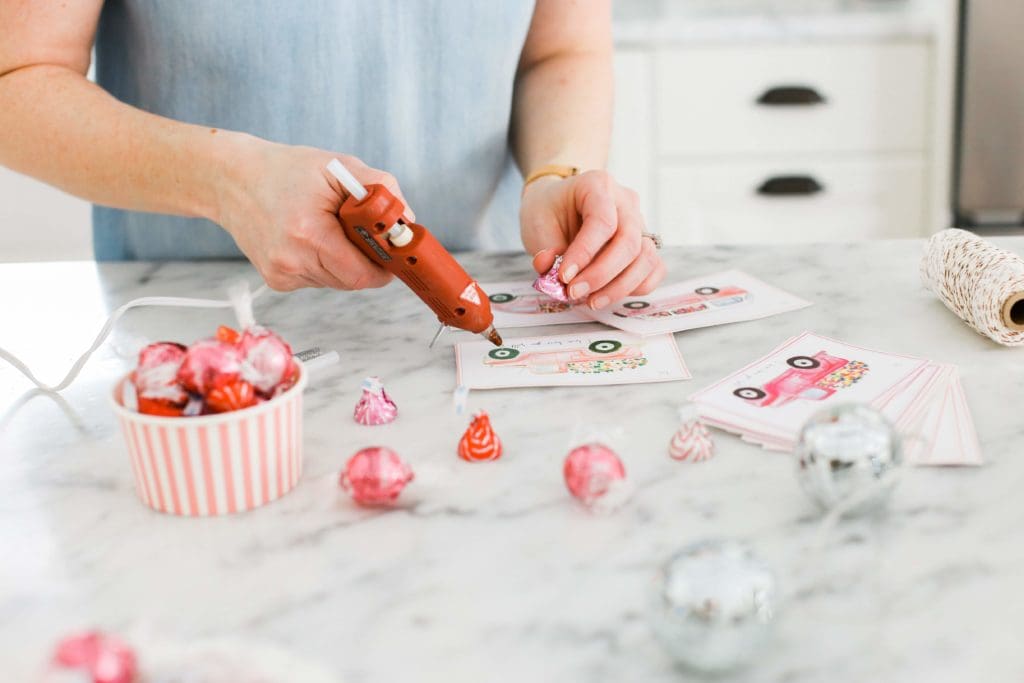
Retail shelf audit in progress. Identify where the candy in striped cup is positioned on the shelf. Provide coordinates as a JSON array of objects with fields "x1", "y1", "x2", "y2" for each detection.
[{"x1": 110, "y1": 363, "x2": 307, "y2": 516}]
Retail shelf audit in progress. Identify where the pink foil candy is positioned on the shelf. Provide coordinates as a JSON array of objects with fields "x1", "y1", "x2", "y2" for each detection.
[
  {"x1": 532, "y1": 254, "x2": 572, "y2": 303},
  {"x1": 52, "y1": 630, "x2": 138, "y2": 683},
  {"x1": 564, "y1": 442, "x2": 627, "y2": 505},
  {"x1": 668, "y1": 405, "x2": 715, "y2": 462},
  {"x1": 353, "y1": 377, "x2": 398, "y2": 425},
  {"x1": 238, "y1": 326, "x2": 295, "y2": 395},
  {"x1": 176, "y1": 338, "x2": 243, "y2": 395},
  {"x1": 340, "y1": 446, "x2": 414, "y2": 506},
  {"x1": 132, "y1": 341, "x2": 187, "y2": 403}
]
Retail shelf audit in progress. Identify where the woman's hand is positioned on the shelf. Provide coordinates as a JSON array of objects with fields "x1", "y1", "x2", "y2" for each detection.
[
  {"x1": 213, "y1": 137, "x2": 414, "y2": 291},
  {"x1": 519, "y1": 170, "x2": 665, "y2": 309}
]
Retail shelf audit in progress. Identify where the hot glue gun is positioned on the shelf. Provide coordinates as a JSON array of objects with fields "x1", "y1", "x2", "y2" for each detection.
[{"x1": 327, "y1": 159, "x2": 502, "y2": 347}]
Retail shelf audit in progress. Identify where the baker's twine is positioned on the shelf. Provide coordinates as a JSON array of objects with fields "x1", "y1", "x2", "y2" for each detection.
[{"x1": 921, "y1": 229, "x2": 1024, "y2": 346}]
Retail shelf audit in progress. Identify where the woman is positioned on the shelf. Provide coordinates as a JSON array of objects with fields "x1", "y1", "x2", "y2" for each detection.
[{"x1": 0, "y1": 0, "x2": 664, "y2": 308}]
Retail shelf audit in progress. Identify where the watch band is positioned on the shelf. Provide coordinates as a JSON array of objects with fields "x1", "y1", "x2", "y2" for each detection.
[{"x1": 523, "y1": 164, "x2": 580, "y2": 193}]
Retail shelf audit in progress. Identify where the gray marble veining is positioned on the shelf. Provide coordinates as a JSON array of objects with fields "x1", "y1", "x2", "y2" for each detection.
[{"x1": 2, "y1": 239, "x2": 1023, "y2": 682}]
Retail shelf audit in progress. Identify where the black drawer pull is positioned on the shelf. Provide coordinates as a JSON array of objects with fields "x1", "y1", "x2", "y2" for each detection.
[
  {"x1": 756, "y1": 176, "x2": 824, "y2": 196},
  {"x1": 756, "y1": 85, "x2": 826, "y2": 106}
]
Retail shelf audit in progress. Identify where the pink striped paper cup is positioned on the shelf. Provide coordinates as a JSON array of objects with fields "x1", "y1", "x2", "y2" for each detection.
[{"x1": 110, "y1": 364, "x2": 307, "y2": 516}]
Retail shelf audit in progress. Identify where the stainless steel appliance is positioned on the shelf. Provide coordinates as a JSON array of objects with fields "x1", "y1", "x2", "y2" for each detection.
[{"x1": 953, "y1": 0, "x2": 1024, "y2": 228}]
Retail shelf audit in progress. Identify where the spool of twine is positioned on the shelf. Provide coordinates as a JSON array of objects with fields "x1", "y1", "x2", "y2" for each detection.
[{"x1": 921, "y1": 228, "x2": 1024, "y2": 346}]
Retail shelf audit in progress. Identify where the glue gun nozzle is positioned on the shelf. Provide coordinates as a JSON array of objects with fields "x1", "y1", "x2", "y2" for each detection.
[{"x1": 482, "y1": 325, "x2": 503, "y2": 347}]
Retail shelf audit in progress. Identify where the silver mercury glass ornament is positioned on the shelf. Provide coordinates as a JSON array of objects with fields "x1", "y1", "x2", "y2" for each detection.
[
  {"x1": 796, "y1": 403, "x2": 901, "y2": 516},
  {"x1": 650, "y1": 539, "x2": 776, "y2": 673}
]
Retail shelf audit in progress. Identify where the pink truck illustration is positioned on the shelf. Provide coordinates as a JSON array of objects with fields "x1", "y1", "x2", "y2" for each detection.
[
  {"x1": 488, "y1": 291, "x2": 571, "y2": 315},
  {"x1": 732, "y1": 352, "x2": 869, "y2": 408},
  {"x1": 484, "y1": 339, "x2": 647, "y2": 375},
  {"x1": 613, "y1": 286, "x2": 749, "y2": 319}
]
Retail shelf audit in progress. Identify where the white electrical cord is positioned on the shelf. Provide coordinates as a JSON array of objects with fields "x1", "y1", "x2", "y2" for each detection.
[{"x1": 0, "y1": 285, "x2": 269, "y2": 393}]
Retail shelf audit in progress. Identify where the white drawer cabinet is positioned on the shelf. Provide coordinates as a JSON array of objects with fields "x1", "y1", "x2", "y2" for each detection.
[
  {"x1": 655, "y1": 42, "x2": 930, "y2": 157},
  {"x1": 657, "y1": 156, "x2": 926, "y2": 244},
  {"x1": 608, "y1": 31, "x2": 943, "y2": 245}
]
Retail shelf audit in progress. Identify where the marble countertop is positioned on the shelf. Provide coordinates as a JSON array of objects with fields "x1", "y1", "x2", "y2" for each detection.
[
  {"x1": 614, "y1": 0, "x2": 942, "y2": 46},
  {"x1": 2, "y1": 239, "x2": 1023, "y2": 682}
]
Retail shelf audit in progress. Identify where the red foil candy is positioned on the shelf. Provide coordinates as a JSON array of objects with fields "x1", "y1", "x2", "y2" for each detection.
[
  {"x1": 205, "y1": 379, "x2": 258, "y2": 413},
  {"x1": 132, "y1": 342, "x2": 187, "y2": 404},
  {"x1": 238, "y1": 326, "x2": 295, "y2": 395},
  {"x1": 53, "y1": 630, "x2": 138, "y2": 683},
  {"x1": 339, "y1": 447, "x2": 414, "y2": 506},
  {"x1": 563, "y1": 443, "x2": 626, "y2": 505},
  {"x1": 216, "y1": 324, "x2": 241, "y2": 344},
  {"x1": 136, "y1": 397, "x2": 185, "y2": 417},
  {"x1": 458, "y1": 411, "x2": 503, "y2": 462},
  {"x1": 175, "y1": 339, "x2": 242, "y2": 395},
  {"x1": 532, "y1": 254, "x2": 573, "y2": 303}
]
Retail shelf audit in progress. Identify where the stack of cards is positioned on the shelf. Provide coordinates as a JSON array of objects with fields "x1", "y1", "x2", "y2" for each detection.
[{"x1": 689, "y1": 332, "x2": 982, "y2": 466}]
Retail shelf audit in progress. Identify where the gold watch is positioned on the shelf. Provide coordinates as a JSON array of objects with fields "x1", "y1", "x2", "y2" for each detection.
[{"x1": 522, "y1": 164, "x2": 579, "y2": 194}]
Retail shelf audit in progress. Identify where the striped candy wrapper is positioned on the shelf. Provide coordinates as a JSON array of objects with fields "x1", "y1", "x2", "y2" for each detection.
[
  {"x1": 110, "y1": 363, "x2": 308, "y2": 516},
  {"x1": 668, "y1": 420, "x2": 715, "y2": 462}
]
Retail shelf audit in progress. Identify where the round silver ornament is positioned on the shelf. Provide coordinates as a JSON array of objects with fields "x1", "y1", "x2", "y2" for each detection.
[
  {"x1": 796, "y1": 403, "x2": 901, "y2": 516},
  {"x1": 650, "y1": 539, "x2": 776, "y2": 673}
]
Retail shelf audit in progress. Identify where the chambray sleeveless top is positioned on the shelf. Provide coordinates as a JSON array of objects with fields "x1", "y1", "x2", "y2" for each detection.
[{"x1": 93, "y1": 1, "x2": 535, "y2": 260}]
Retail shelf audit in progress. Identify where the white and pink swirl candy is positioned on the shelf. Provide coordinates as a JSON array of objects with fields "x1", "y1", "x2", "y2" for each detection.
[
  {"x1": 353, "y1": 376, "x2": 398, "y2": 425},
  {"x1": 668, "y1": 405, "x2": 715, "y2": 462}
]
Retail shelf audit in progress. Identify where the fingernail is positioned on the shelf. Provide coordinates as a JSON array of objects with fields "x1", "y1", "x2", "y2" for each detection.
[
  {"x1": 591, "y1": 295, "x2": 609, "y2": 310},
  {"x1": 562, "y1": 264, "x2": 579, "y2": 282},
  {"x1": 570, "y1": 281, "x2": 590, "y2": 299}
]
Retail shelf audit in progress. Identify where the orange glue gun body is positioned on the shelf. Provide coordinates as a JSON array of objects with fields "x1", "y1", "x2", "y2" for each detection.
[{"x1": 337, "y1": 183, "x2": 501, "y2": 345}]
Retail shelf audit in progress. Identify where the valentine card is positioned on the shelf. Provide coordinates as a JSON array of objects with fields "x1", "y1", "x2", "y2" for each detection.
[
  {"x1": 455, "y1": 330, "x2": 690, "y2": 389},
  {"x1": 585, "y1": 269, "x2": 810, "y2": 336},
  {"x1": 478, "y1": 281, "x2": 592, "y2": 328},
  {"x1": 691, "y1": 332, "x2": 927, "y2": 441}
]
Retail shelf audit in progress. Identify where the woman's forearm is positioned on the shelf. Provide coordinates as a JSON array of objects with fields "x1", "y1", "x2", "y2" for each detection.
[
  {"x1": 510, "y1": 48, "x2": 614, "y2": 177},
  {"x1": 0, "y1": 64, "x2": 252, "y2": 223}
]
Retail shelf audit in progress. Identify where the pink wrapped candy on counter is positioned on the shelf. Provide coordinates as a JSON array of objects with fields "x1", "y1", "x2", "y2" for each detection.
[
  {"x1": 532, "y1": 254, "x2": 573, "y2": 303},
  {"x1": 564, "y1": 442, "x2": 627, "y2": 506},
  {"x1": 238, "y1": 325, "x2": 296, "y2": 396},
  {"x1": 339, "y1": 446, "x2": 414, "y2": 506},
  {"x1": 52, "y1": 630, "x2": 138, "y2": 683},
  {"x1": 353, "y1": 376, "x2": 398, "y2": 426}
]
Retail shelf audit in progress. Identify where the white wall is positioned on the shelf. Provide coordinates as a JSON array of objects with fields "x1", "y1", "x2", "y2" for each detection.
[{"x1": 0, "y1": 166, "x2": 91, "y2": 262}]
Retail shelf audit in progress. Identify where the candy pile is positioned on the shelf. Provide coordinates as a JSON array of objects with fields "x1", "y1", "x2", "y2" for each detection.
[{"x1": 130, "y1": 325, "x2": 297, "y2": 417}]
